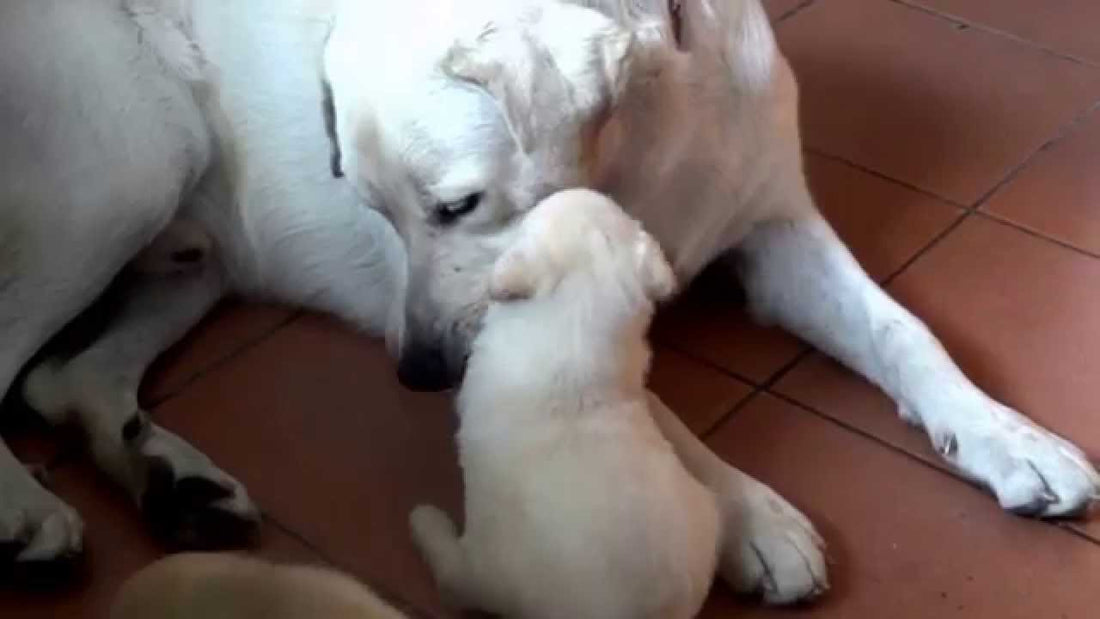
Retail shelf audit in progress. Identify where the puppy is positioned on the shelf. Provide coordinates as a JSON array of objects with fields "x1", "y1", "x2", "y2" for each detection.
[
  {"x1": 110, "y1": 553, "x2": 408, "y2": 619},
  {"x1": 409, "y1": 188, "x2": 720, "y2": 619}
]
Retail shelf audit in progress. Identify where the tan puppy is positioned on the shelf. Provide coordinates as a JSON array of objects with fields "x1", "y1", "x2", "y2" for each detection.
[
  {"x1": 111, "y1": 553, "x2": 408, "y2": 619},
  {"x1": 409, "y1": 188, "x2": 720, "y2": 619}
]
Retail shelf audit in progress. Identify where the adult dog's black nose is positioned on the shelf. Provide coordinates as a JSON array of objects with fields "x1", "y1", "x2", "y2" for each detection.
[{"x1": 397, "y1": 345, "x2": 454, "y2": 392}]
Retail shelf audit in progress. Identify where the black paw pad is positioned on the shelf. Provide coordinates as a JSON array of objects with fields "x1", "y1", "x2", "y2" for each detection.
[{"x1": 141, "y1": 458, "x2": 259, "y2": 552}]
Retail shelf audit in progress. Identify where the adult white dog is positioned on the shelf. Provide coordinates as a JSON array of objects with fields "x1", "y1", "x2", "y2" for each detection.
[{"x1": 0, "y1": 0, "x2": 1095, "y2": 605}]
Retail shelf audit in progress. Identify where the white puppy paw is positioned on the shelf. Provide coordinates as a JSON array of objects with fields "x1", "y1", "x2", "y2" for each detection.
[
  {"x1": 716, "y1": 478, "x2": 827, "y2": 605},
  {"x1": 929, "y1": 403, "x2": 1099, "y2": 518},
  {"x1": 0, "y1": 470, "x2": 84, "y2": 566}
]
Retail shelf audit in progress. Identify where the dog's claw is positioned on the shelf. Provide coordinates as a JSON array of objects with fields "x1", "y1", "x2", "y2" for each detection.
[
  {"x1": 718, "y1": 481, "x2": 828, "y2": 605},
  {"x1": 931, "y1": 403, "x2": 1099, "y2": 519}
]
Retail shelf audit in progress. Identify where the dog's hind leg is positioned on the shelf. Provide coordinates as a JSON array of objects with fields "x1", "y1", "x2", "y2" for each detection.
[
  {"x1": 1, "y1": 0, "x2": 215, "y2": 568},
  {"x1": 646, "y1": 391, "x2": 827, "y2": 605},
  {"x1": 22, "y1": 230, "x2": 260, "y2": 551},
  {"x1": 735, "y1": 202, "x2": 1100, "y2": 518},
  {"x1": 0, "y1": 222, "x2": 182, "y2": 569}
]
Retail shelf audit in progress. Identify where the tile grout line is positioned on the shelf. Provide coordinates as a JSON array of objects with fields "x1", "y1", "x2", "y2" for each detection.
[
  {"x1": 145, "y1": 309, "x2": 305, "y2": 409},
  {"x1": 830, "y1": 100, "x2": 1100, "y2": 294},
  {"x1": 887, "y1": 0, "x2": 1100, "y2": 69},
  {"x1": 760, "y1": 389, "x2": 1100, "y2": 547},
  {"x1": 659, "y1": 342, "x2": 763, "y2": 389},
  {"x1": 968, "y1": 101, "x2": 1100, "y2": 213},
  {"x1": 773, "y1": 0, "x2": 817, "y2": 24},
  {"x1": 700, "y1": 385, "x2": 767, "y2": 440},
  {"x1": 804, "y1": 148, "x2": 970, "y2": 210},
  {"x1": 659, "y1": 340, "x2": 817, "y2": 440},
  {"x1": 976, "y1": 211, "x2": 1100, "y2": 262}
]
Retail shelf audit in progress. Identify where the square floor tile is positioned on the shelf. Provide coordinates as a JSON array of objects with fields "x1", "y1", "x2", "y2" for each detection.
[
  {"x1": 912, "y1": 0, "x2": 1100, "y2": 64},
  {"x1": 775, "y1": 215, "x2": 1100, "y2": 538},
  {"x1": 0, "y1": 460, "x2": 322, "y2": 618},
  {"x1": 141, "y1": 300, "x2": 295, "y2": 405},
  {"x1": 700, "y1": 393, "x2": 1100, "y2": 618},
  {"x1": 654, "y1": 153, "x2": 960, "y2": 382},
  {"x1": 984, "y1": 110, "x2": 1100, "y2": 256},
  {"x1": 778, "y1": 0, "x2": 1100, "y2": 204}
]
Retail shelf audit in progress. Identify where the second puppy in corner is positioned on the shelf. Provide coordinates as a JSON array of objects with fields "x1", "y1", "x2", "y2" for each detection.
[{"x1": 409, "y1": 188, "x2": 721, "y2": 618}]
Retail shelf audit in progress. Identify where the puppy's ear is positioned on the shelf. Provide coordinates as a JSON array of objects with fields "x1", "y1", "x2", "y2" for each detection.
[
  {"x1": 634, "y1": 232, "x2": 677, "y2": 303},
  {"x1": 441, "y1": 5, "x2": 635, "y2": 154},
  {"x1": 320, "y1": 79, "x2": 344, "y2": 178},
  {"x1": 489, "y1": 244, "x2": 540, "y2": 302}
]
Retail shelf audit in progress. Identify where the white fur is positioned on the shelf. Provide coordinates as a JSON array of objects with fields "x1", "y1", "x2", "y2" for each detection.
[
  {"x1": 410, "y1": 189, "x2": 720, "y2": 619},
  {"x1": 0, "y1": 0, "x2": 1094, "y2": 603}
]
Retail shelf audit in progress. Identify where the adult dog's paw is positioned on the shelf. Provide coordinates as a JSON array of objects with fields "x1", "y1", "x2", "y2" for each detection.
[
  {"x1": 0, "y1": 469, "x2": 84, "y2": 585},
  {"x1": 135, "y1": 425, "x2": 260, "y2": 550},
  {"x1": 717, "y1": 479, "x2": 827, "y2": 605},
  {"x1": 930, "y1": 403, "x2": 1099, "y2": 518}
]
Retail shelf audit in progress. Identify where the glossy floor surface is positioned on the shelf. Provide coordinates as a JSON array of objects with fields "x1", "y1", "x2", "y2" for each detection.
[{"x1": 4, "y1": 0, "x2": 1100, "y2": 617}]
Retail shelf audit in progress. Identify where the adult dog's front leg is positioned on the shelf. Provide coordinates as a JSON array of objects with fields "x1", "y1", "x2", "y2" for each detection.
[
  {"x1": 736, "y1": 210, "x2": 1099, "y2": 517},
  {"x1": 647, "y1": 392, "x2": 827, "y2": 604},
  {"x1": 23, "y1": 259, "x2": 260, "y2": 549}
]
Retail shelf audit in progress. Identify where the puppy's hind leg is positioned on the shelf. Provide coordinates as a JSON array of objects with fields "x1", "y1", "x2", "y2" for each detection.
[
  {"x1": 409, "y1": 505, "x2": 485, "y2": 612},
  {"x1": 646, "y1": 392, "x2": 827, "y2": 605},
  {"x1": 23, "y1": 235, "x2": 260, "y2": 551}
]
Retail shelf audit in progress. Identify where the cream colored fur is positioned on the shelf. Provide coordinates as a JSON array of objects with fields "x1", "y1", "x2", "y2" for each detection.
[
  {"x1": 0, "y1": 0, "x2": 1095, "y2": 606},
  {"x1": 410, "y1": 189, "x2": 719, "y2": 619},
  {"x1": 111, "y1": 553, "x2": 408, "y2": 619}
]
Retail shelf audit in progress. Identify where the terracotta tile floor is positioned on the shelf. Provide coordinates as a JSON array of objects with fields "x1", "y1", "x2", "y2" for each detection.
[{"x1": 5, "y1": 0, "x2": 1100, "y2": 616}]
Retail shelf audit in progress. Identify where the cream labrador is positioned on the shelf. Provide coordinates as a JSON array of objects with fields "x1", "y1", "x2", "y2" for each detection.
[
  {"x1": 409, "y1": 188, "x2": 724, "y2": 618},
  {"x1": 0, "y1": 0, "x2": 1095, "y2": 607}
]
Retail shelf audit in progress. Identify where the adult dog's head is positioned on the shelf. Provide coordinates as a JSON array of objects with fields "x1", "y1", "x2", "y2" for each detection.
[{"x1": 322, "y1": 0, "x2": 657, "y2": 391}]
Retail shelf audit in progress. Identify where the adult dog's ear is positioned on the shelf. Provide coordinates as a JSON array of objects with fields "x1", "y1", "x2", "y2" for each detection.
[
  {"x1": 634, "y1": 232, "x2": 677, "y2": 303},
  {"x1": 441, "y1": 4, "x2": 635, "y2": 154},
  {"x1": 320, "y1": 79, "x2": 344, "y2": 178}
]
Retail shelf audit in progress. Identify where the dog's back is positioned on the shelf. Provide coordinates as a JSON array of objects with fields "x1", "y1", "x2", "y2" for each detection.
[{"x1": 431, "y1": 189, "x2": 720, "y2": 618}]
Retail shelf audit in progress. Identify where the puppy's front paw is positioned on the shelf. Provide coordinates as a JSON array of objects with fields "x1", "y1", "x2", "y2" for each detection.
[
  {"x1": 717, "y1": 479, "x2": 827, "y2": 605},
  {"x1": 930, "y1": 403, "x2": 1099, "y2": 518}
]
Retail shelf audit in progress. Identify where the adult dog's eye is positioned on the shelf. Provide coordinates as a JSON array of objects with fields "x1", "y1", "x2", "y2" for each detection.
[{"x1": 436, "y1": 192, "x2": 483, "y2": 225}]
